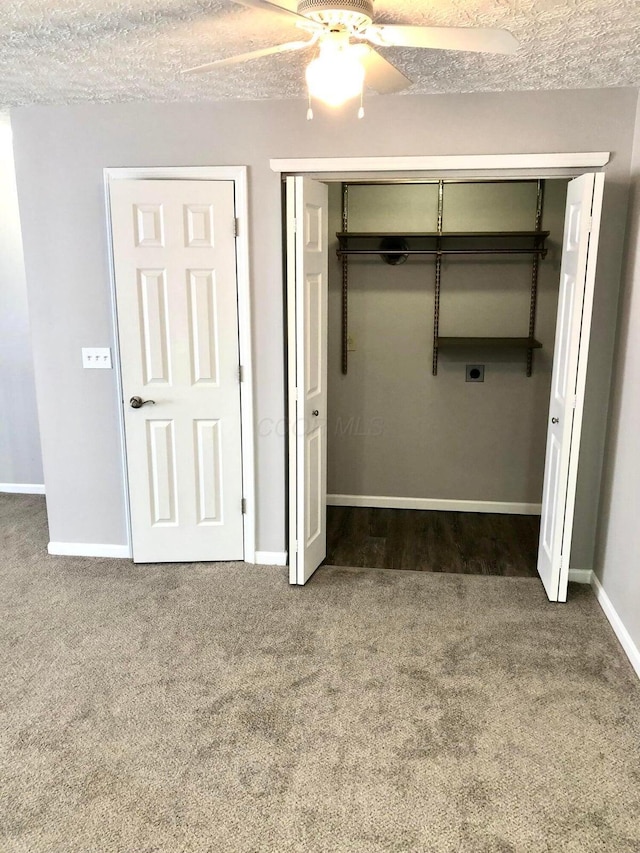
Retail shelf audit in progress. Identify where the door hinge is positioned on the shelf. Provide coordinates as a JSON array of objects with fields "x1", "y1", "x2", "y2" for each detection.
[
  {"x1": 241, "y1": 498, "x2": 247, "y2": 514},
  {"x1": 295, "y1": 540, "x2": 298, "y2": 553},
  {"x1": 239, "y1": 364, "x2": 244, "y2": 383},
  {"x1": 572, "y1": 395, "x2": 577, "y2": 409},
  {"x1": 587, "y1": 216, "x2": 593, "y2": 234},
  {"x1": 292, "y1": 217, "x2": 298, "y2": 234},
  {"x1": 233, "y1": 217, "x2": 239, "y2": 238}
]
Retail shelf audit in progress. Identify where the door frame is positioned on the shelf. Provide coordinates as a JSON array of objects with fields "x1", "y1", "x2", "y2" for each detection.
[
  {"x1": 275, "y1": 152, "x2": 610, "y2": 586},
  {"x1": 103, "y1": 166, "x2": 256, "y2": 563}
]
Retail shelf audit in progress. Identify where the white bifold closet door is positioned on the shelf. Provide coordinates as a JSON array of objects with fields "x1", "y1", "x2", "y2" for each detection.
[
  {"x1": 286, "y1": 176, "x2": 329, "y2": 585},
  {"x1": 109, "y1": 179, "x2": 244, "y2": 563},
  {"x1": 536, "y1": 172, "x2": 605, "y2": 602}
]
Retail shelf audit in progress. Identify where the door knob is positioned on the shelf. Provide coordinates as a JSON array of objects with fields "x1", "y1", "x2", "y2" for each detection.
[
  {"x1": 551, "y1": 417, "x2": 559, "y2": 424},
  {"x1": 130, "y1": 396, "x2": 156, "y2": 409},
  {"x1": 312, "y1": 409, "x2": 319, "y2": 417}
]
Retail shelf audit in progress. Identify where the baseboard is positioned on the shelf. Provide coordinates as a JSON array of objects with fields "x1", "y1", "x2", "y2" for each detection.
[
  {"x1": 591, "y1": 573, "x2": 640, "y2": 680},
  {"x1": 0, "y1": 483, "x2": 45, "y2": 495},
  {"x1": 568, "y1": 568, "x2": 593, "y2": 584},
  {"x1": 254, "y1": 550, "x2": 288, "y2": 566},
  {"x1": 48, "y1": 542, "x2": 130, "y2": 559},
  {"x1": 327, "y1": 494, "x2": 542, "y2": 515},
  {"x1": 48, "y1": 542, "x2": 284, "y2": 564}
]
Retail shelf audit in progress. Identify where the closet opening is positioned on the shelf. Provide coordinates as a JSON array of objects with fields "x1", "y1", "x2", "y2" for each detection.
[
  {"x1": 324, "y1": 178, "x2": 566, "y2": 577},
  {"x1": 284, "y1": 167, "x2": 605, "y2": 601}
]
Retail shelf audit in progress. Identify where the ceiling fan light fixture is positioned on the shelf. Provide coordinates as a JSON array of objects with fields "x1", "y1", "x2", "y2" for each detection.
[
  {"x1": 297, "y1": 0, "x2": 374, "y2": 30},
  {"x1": 305, "y1": 39, "x2": 365, "y2": 108},
  {"x1": 183, "y1": 0, "x2": 520, "y2": 113}
]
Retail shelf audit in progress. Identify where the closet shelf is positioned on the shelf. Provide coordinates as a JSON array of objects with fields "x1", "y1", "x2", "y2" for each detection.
[
  {"x1": 436, "y1": 336, "x2": 543, "y2": 350},
  {"x1": 336, "y1": 231, "x2": 550, "y2": 257},
  {"x1": 337, "y1": 179, "x2": 548, "y2": 378}
]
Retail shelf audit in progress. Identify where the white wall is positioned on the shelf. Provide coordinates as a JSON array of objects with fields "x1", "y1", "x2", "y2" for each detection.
[
  {"x1": 9, "y1": 89, "x2": 637, "y2": 557},
  {"x1": 327, "y1": 180, "x2": 567, "y2": 506},
  {"x1": 0, "y1": 114, "x2": 43, "y2": 489},
  {"x1": 594, "y1": 90, "x2": 640, "y2": 652}
]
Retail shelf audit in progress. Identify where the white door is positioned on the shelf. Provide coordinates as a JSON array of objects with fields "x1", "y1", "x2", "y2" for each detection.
[
  {"x1": 537, "y1": 173, "x2": 605, "y2": 601},
  {"x1": 286, "y1": 177, "x2": 329, "y2": 584},
  {"x1": 109, "y1": 179, "x2": 244, "y2": 563}
]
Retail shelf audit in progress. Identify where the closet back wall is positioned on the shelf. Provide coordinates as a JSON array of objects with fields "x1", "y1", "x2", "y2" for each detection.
[{"x1": 327, "y1": 180, "x2": 568, "y2": 507}]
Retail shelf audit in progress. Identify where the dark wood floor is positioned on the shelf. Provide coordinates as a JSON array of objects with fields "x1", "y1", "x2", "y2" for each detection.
[{"x1": 324, "y1": 506, "x2": 540, "y2": 577}]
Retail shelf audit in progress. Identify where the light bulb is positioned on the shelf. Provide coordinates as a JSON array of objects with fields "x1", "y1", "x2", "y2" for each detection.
[{"x1": 306, "y1": 42, "x2": 365, "y2": 108}]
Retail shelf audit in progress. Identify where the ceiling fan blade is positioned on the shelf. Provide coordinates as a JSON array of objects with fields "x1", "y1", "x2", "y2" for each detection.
[
  {"x1": 182, "y1": 38, "x2": 315, "y2": 74},
  {"x1": 230, "y1": 0, "x2": 318, "y2": 27},
  {"x1": 365, "y1": 25, "x2": 519, "y2": 55},
  {"x1": 353, "y1": 45, "x2": 412, "y2": 94}
]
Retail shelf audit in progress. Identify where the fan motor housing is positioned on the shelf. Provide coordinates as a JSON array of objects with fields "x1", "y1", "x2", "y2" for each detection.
[{"x1": 297, "y1": 0, "x2": 374, "y2": 29}]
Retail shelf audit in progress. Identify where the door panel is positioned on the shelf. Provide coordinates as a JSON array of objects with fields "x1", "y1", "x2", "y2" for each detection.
[
  {"x1": 536, "y1": 173, "x2": 604, "y2": 601},
  {"x1": 287, "y1": 177, "x2": 329, "y2": 585},
  {"x1": 147, "y1": 419, "x2": 178, "y2": 525},
  {"x1": 109, "y1": 179, "x2": 244, "y2": 563},
  {"x1": 134, "y1": 203, "x2": 164, "y2": 246},
  {"x1": 554, "y1": 273, "x2": 576, "y2": 401},
  {"x1": 194, "y1": 419, "x2": 223, "y2": 525},
  {"x1": 138, "y1": 269, "x2": 171, "y2": 384},
  {"x1": 539, "y1": 432, "x2": 561, "y2": 564},
  {"x1": 305, "y1": 273, "x2": 322, "y2": 397},
  {"x1": 188, "y1": 271, "x2": 220, "y2": 384},
  {"x1": 184, "y1": 204, "x2": 215, "y2": 247},
  {"x1": 306, "y1": 426, "x2": 323, "y2": 548}
]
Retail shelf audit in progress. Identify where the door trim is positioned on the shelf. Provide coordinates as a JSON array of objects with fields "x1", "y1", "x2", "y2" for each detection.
[
  {"x1": 270, "y1": 153, "x2": 610, "y2": 175},
  {"x1": 103, "y1": 166, "x2": 256, "y2": 563}
]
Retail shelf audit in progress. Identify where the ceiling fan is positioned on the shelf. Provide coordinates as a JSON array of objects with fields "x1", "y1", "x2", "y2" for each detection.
[{"x1": 183, "y1": 0, "x2": 518, "y2": 117}]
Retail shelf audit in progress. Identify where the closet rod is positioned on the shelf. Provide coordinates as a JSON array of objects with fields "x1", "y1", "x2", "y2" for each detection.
[{"x1": 337, "y1": 248, "x2": 549, "y2": 256}]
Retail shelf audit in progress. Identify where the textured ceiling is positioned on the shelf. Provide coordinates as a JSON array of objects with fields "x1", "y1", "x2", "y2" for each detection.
[{"x1": 1, "y1": 0, "x2": 639, "y2": 107}]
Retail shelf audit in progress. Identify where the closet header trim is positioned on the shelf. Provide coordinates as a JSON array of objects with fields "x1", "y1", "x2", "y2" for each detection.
[{"x1": 270, "y1": 153, "x2": 610, "y2": 173}]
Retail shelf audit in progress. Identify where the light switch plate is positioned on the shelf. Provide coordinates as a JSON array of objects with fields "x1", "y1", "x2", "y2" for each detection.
[{"x1": 82, "y1": 347, "x2": 112, "y2": 369}]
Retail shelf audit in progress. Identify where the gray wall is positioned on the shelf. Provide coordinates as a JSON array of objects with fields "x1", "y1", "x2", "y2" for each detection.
[
  {"x1": 10, "y1": 88, "x2": 637, "y2": 560},
  {"x1": 327, "y1": 180, "x2": 567, "y2": 505},
  {"x1": 0, "y1": 114, "x2": 43, "y2": 487},
  {"x1": 594, "y1": 90, "x2": 640, "y2": 650}
]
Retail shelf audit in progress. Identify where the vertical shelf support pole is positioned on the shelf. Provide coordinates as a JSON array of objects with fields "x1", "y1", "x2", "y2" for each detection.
[
  {"x1": 432, "y1": 180, "x2": 444, "y2": 375},
  {"x1": 527, "y1": 179, "x2": 545, "y2": 376},
  {"x1": 341, "y1": 182, "x2": 349, "y2": 375}
]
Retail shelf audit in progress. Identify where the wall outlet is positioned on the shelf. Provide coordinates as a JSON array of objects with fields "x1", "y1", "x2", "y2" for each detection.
[
  {"x1": 466, "y1": 364, "x2": 485, "y2": 382},
  {"x1": 82, "y1": 347, "x2": 112, "y2": 369}
]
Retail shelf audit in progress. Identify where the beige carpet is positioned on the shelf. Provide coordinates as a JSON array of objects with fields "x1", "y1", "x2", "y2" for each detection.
[{"x1": 1, "y1": 493, "x2": 639, "y2": 853}]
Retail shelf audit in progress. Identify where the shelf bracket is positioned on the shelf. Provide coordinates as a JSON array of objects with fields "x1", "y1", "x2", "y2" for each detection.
[
  {"x1": 341, "y1": 182, "x2": 349, "y2": 375},
  {"x1": 527, "y1": 179, "x2": 545, "y2": 377},
  {"x1": 432, "y1": 180, "x2": 444, "y2": 376}
]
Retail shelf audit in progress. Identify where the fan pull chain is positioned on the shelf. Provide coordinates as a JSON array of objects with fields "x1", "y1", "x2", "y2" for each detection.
[
  {"x1": 358, "y1": 91, "x2": 364, "y2": 119},
  {"x1": 307, "y1": 93, "x2": 314, "y2": 121}
]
